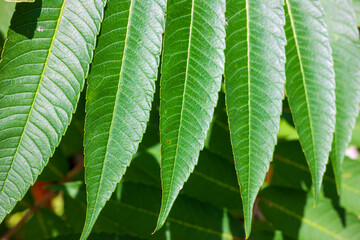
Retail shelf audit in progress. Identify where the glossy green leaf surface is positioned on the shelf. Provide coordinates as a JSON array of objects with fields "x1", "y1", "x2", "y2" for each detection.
[
  {"x1": 224, "y1": 0, "x2": 286, "y2": 236},
  {"x1": 284, "y1": 0, "x2": 336, "y2": 201},
  {"x1": 260, "y1": 187, "x2": 360, "y2": 240},
  {"x1": 157, "y1": 0, "x2": 226, "y2": 230},
  {"x1": 82, "y1": 0, "x2": 166, "y2": 238},
  {"x1": 321, "y1": 0, "x2": 360, "y2": 192},
  {"x1": 0, "y1": 0, "x2": 105, "y2": 222}
]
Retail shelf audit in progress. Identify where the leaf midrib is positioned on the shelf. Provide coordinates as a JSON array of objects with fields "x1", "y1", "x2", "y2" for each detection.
[
  {"x1": 86, "y1": 0, "x2": 134, "y2": 226},
  {"x1": 160, "y1": 0, "x2": 195, "y2": 221},
  {"x1": 246, "y1": 0, "x2": 252, "y2": 219},
  {"x1": 0, "y1": 0, "x2": 67, "y2": 195},
  {"x1": 285, "y1": 0, "x2": 318, "y2": 195}
]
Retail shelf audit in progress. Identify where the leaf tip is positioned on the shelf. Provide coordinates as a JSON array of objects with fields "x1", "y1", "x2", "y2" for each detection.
[
  {"x1": 243, "y1": 207, "x2": 253, "y2": 239},
  {"x1": 312, "y1": 185, "x2": 320, "y2": 207},
  {"x1": 153, "y1": 213, "x2": 166, "y2": 234}
]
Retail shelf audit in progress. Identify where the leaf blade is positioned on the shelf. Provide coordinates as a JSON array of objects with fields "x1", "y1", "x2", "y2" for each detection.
[
  {"x1": 284, "y1": 0, "x2": 336, "y2": 201},
  {"x1": 0, "y1": 0, "x2": 105, "y2": 222},
  {"x1": 321, "y1": 0, "x2": 360, "y2": 193},
  {"x1": 259, "y1": 187, "x2": 360, "y2": 240},
  {"x1": 82, "y1": 0, "x2": 166, "y2": 238},
  {"x1": 157, "y1": 0, "x2": 226, "y2": 231},
  {"x1": 224, "y1": 0, "x2": 286, "y2": 236}
]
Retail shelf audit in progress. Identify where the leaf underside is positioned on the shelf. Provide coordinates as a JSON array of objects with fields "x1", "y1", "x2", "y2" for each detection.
[
  {"x1": 82, "y1": 0, "x2": 166, "y2": 238},
  {"x1": 224, "y1": 0, "x2": 286, "y2": 237},
  {"x1": 0, "y1": 0, "x2": 105, "y2": 222},
  {"x1": 156, "y1": 0, "x2": 226, "y2": 231},
  {"x1": 321, "y1": 0, "x2": 360, "y2": 193},
  {"x1": 284, "y1": 0, "x2": 336, "y2": 201}
]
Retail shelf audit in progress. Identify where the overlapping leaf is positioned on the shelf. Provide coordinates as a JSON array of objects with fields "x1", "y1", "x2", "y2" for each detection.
[
  {"x1": 224, "y1": 0, "x2": 286, "y2": 236},
  {"x1": 260, "y1": 187, "x2": 360, "y2": 240},
  {"x1": 284, "y1": 0, "x2": 336, "y2": 201},
  {"x1": 82, "y1": 0, "x2": 166, "y2": 238},
  {"x1": 54, "y1": 181, "x2": 245, "y2": 240},
  {"x1": 272, "y1": 141, "x2": 360, "y2": 217},
  {"x1": 321, "y1": 0, "x2": 360, "y2": 192},
  {"x1": 0, "y1": 0, "x2": 105, "y2": 222},
  {"x1": 124, "y1": 145, "x2": 242, "y2": 213},
  {"x1": 157, "y1": 0, "x2": 226, "y2": 230},
  {"x1": 0, "y1": 1, "x2": 14, "y2": 42}
]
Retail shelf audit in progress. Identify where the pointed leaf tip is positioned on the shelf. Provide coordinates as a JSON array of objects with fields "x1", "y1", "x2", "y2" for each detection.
[
  {"x1": 284, "y1": 0, "x2": 336, "y2": 200},
  {"x1": 225, "y1": 0, "x2": 286, "y2": 237},
  {"x1": 158, "y1": 0, "x2": 225, "y2": 230},
  {"x1": 82, "y1": 0, "x2": 166, "y2": 237}
]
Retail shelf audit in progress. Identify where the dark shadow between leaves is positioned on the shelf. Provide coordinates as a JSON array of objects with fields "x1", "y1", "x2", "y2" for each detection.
[
  {"x1": 0, "y1": 32, "x2": 5, "y2": 50},
  {"x1": 259, "y1": 187, "x2": 307, "y2": 240},
  {"x1": 9, "y1": 0, "x2": 42, "y2": 39},
  {"x1": 323, "y1": 167, "x2": 346, "y2": 227}
]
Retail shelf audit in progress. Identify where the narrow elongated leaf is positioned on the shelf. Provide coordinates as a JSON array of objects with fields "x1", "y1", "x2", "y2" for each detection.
[
  {"x1": 259, "y1": 187, "x2": 360, "y2": 240},
  {"x1": 82, "y1": 0, "x2": 166, "y2": 238},
  {"x1": 321, "y1": 0, "x2": 360, "y2": 192},
  {"x1": 0, "y1": 0, "x2": 105, "y2": 222},
  {"x1": 224, "y1": 0, "x2": 286, "y2": 236},
  {"x1": 157, "y1": 0, "x2": 225, "y2": 230},
  {"x1": 284, "y1": 0, "x2": 336, "y2": 201}
]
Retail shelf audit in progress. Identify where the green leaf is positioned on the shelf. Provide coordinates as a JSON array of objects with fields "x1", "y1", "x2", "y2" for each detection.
[
  {"x1": 24, "y1": 208, "x2": 71, "y2": 240},
  {"x1": 38, "y1": 148, "x2": 68, "y2": 182},
  {"x1": 284, "y1": 0, "x2": 336, "y2": 201},
  {"x1": 56, "y1": 181, "x2": 245, "y2": 240},
  {"x1": 259, "y1": 187, "x2": 360, "y2": 240},
  {"x1": 0, "y1": 1, "x2": 14, "y2": 44},
  {"x1": 157, "y1": 0, "x2": 226, "y2": 231},
  {"x1": 204, "y1": 92, "x2": 233, "y2": 161},
  {"x1": 352, "y1": 0, "x2": 360, "y2": 26},
  {"x1": 350, "y1": 114, "x2": 360, "y2": 147},
  {"x1": 224, "y1": 0, "x2": 286, "y2": 236},
  {"x1": 5, "y1": 0, "x2": 34, "y2": 2},
  {"x1": 272, "y1": 141, "x2": 360, "y2": 217},
  {"x1": 341, "y1": 158, "x2": 360, "y2": 216},
  {"x1": 124, "y1": 144, "x2": 242, "y2": 214},
  {"x1": 0, "y1": 0, "x2": 105, "y2": 222},
  {"x1": 82, "y1": 0, "x2": 166, "y2": 238},
  {"x1": 321, "y1": 0, "x2": 360, "y2": 193},
  {"x1": 49, "y1": 233, "x2": 142, "y2": 240}
]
